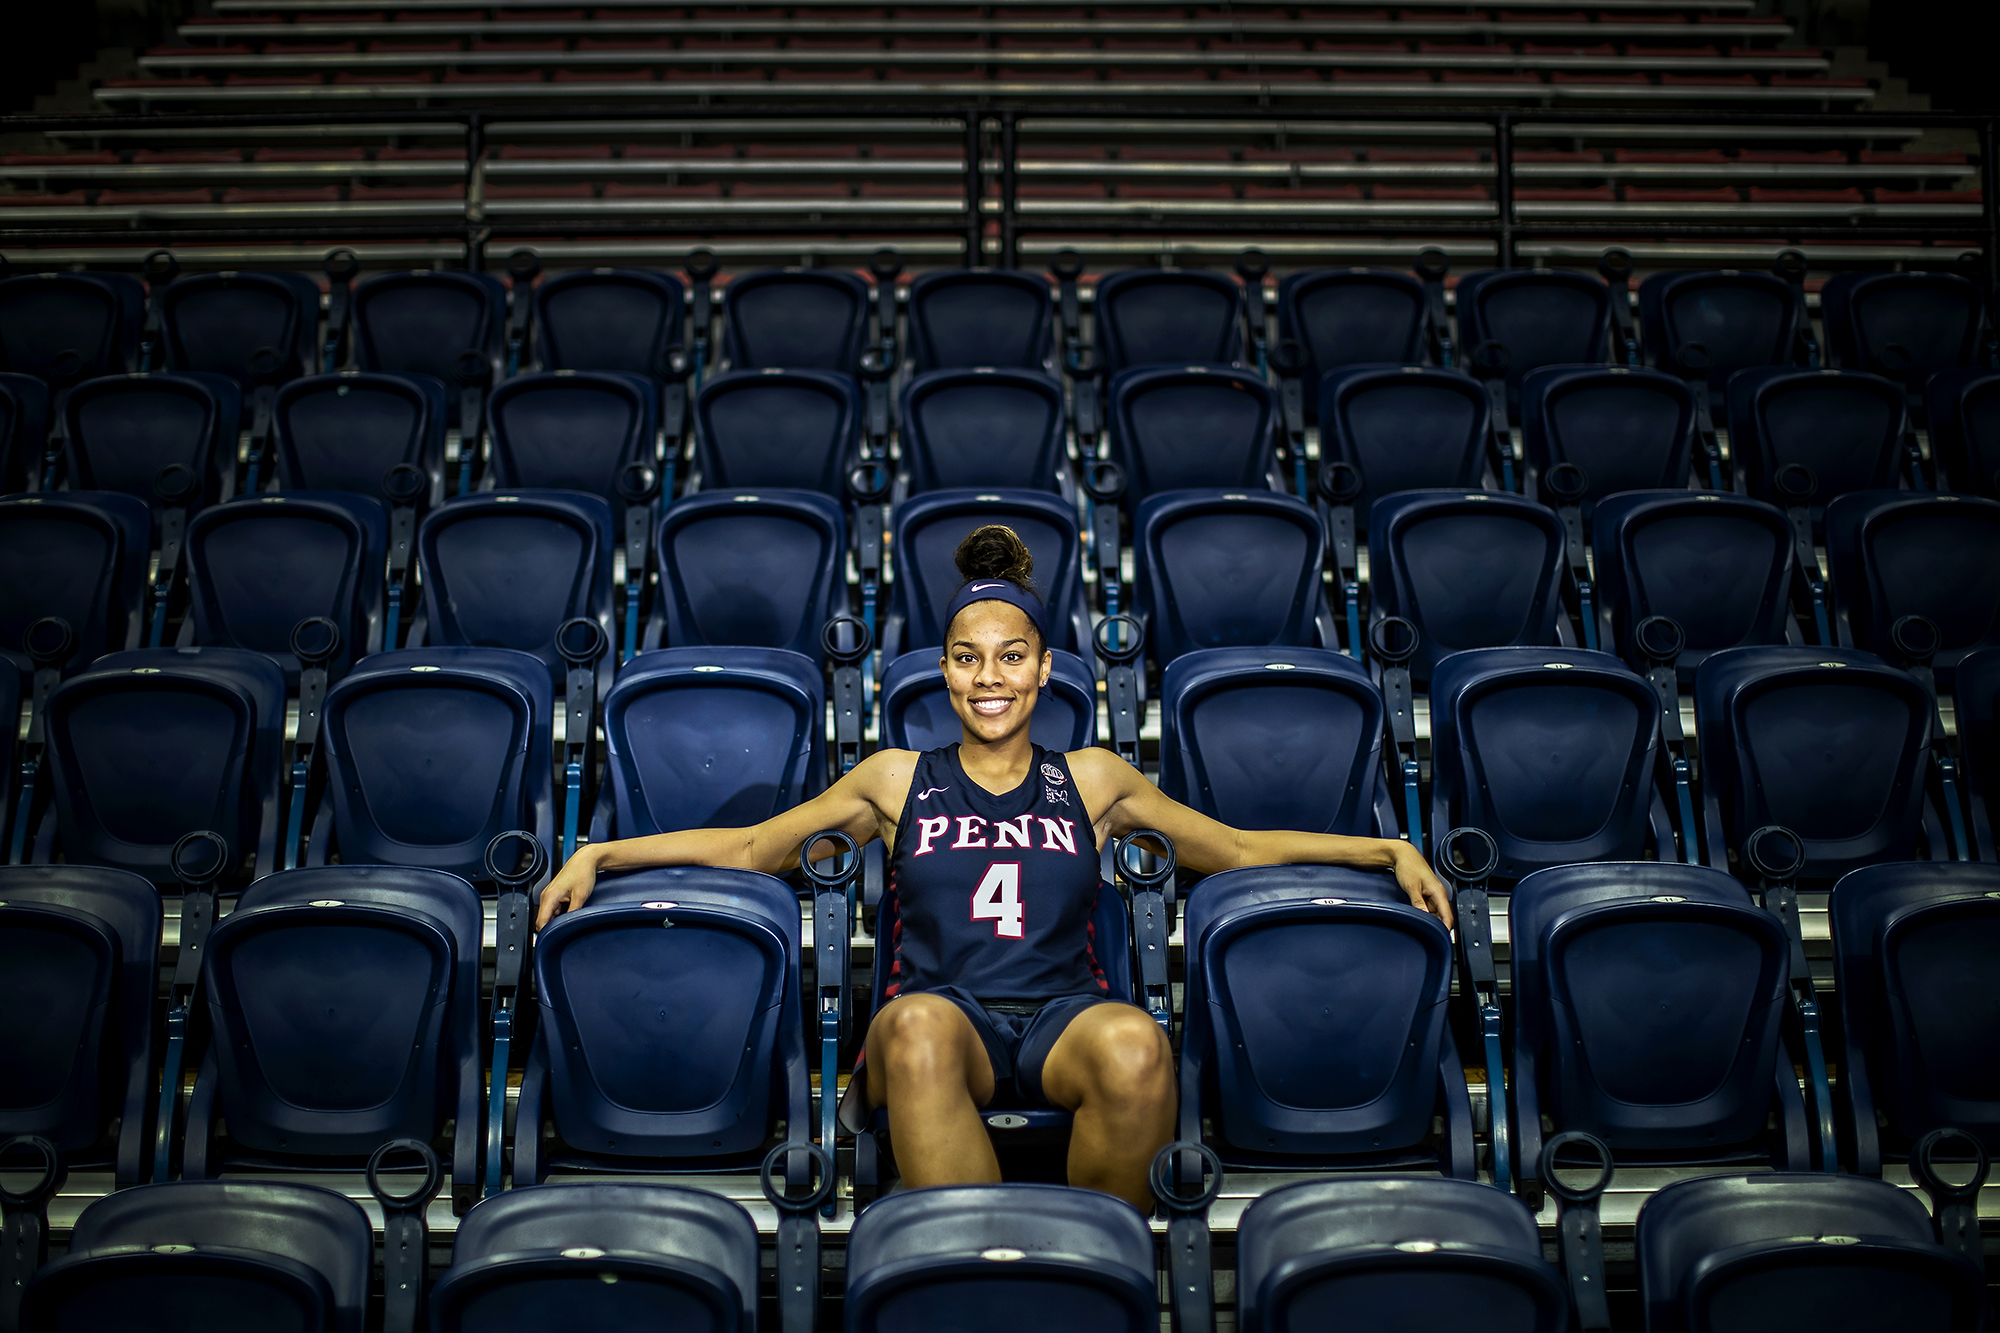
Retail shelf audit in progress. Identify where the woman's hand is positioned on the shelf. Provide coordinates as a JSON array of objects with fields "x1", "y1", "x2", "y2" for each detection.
[
  {"x1": 1391, "y1": 841, "x2": 1454, "y2": 930},
  {"x1": 535, "y1": 844, "x2": 602, "y2": 929}
]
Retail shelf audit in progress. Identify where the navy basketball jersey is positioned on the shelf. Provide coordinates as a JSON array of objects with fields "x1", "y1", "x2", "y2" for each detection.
[{"x1": 886, "y1": 744, "x2": 1107, "y2": 1003}]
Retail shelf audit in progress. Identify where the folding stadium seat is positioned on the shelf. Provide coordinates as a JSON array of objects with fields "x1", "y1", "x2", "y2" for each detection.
[
  {"x1": 648, "y1": 491, "x2": 846, "y2": 662},
  {"x1": 0, "y1": 371, "x2": 50, "y2": 494},
  {"x1": 487, "y1": 369, "x2": 658, "y2": 498},
  {"x1": 844, "y1": 1185, "x2": 1158, "y2": 1333},
  {"x1": 1134, "y1": 489, "x2": 1331, "y2": 666},
  {"x1": 1092, "y1": 267, "x2": 1246, "y2": 374},
  {"x1": 1520, "y1": 365, "x2": 1697, "y2": 506},
  {"x1": 1726, "y1": 368, "x2": 1907, "y2": 512},
  {"x1": 1960, "y1": 648, "x2": 2000, "y2": 857},
  {"x1": 1234, "y1": 1178, "x2": 1568, "y2": 1333},
  {"x1": 1638, "y1": 268, "x2": 1800, "y2": 393},
  {"x1": 1178, "y1": 864, "x2": 1474, "y2": 1175},
  {"x1": 1316, "y1": 365, "x2": 1490, "y2": 530},
  {"x1": 431, "y1": 1183, "x2": 762, "y2": 1327},
  {"x1": 1924, "y1": 367, "x2": 2000, "y2": 498},
  {"x1": 722, "y1": 266, "x2": 872, "y2": 375},
  {"x1": 178, "y1": 864, "x2": 483, "y2": 1203},
  {"x1": 0, "y1": 270, "x2": 145, "y2": 381},
  {"x1": 62, "y1": 372, "x2": 240, "y2": 512},
  {"x1": 692, "y1": 367, "x2": 859, "y2": 494},
  {"x1": 1509, "y1": 862, "x2": 1811, "y2": 1202},
  {"x1": 1635, "y1": 1174, "x2": 1986, "y2": 1332},
  {"x1": 899, "y1": 367, "x2": 1066, "y2": 494},
  {"x1": 350, "y1": 267, "x2": 508, "y2": 386},
  {"x1": 882, "y1": 489, "x2": 1092, "y2": 660},
  {"x1": 1367, "y1": 490, "x2": 1568, "y2": 684},
  {"x1": 1825, "y1": 491, "x2": 2000, "y2": 687},
  {"x1": 1276, "y1": 268, "x2": 1431, "y2": 420},
  {"x1": 1106, "y1": 365, "x2": 1279, "y2": 506},
  {"x1": 1694, "y1": 647, "x2": 1935, "y2": 879},
  {"x1": 881, "y1": 646, "x2": 1097, "y2": 753},
  {"x1": 1591, "y1": 491, "x2": 1796, "y2": 681},
  {"x1": 0, "y1": 865, "x2": 161, "y2": 1187},
  {"x1": 273, "y1": 370, "x2": 448, "y2": 501},
  {"x1": 1453, "y1": 268, "x2": 1612, "y2": 408},
  {"x1": 1821, "y1": 269, "x2": 1988, "y2": 393},
  {"x1": 906, "y1": 268, "x2": 1055, "y2": 371},
  {"x1": 158, "y1": 270, "x2": 323, "y2": 399},
  {"x1": 19, "y1": 1181, "x2": 374, "y2": 1333},
  {"x1": 531, "y1": 267, "x2": 687, "y2": 378},
  {"x1": 309, "y1": 647, "x2": 554, "y2": 883},
  {"x1": 0, "y1": 491, "x2": 150, "y2": 675}
]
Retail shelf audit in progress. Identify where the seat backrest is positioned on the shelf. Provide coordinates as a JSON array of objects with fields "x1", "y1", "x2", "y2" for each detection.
[
  {"x1": 159, "y1": 271, "x2": 322, "y2": 393},
  {"x1": 1159, "y1": 646, "x2": 1389, "y2": 837},
  {"x1": 316, "y1": 647, "x2": 554, "y2": 880},
  {"x1": 1093, "y1": 268, "x2": 1245, "y2": 374},
  {"x1": 487, "y1": 370, "x2": 657, "y2": 501},
  {"x1": 1277, "y1": 269, "x2": 1429, "y2": 419},
  {"x1": 1107, "y1": 365, "x2": 1277, "y2": 505},
  {"x1": 1726, "y1": 368, "x2": 1904, "y2": 512},
  {"x1": 1959, "y1": 648, "x2": 2000, "y2": 856},
  {"x1": 653, "y1": 490, "x2": 845, "y2": 661},
  {"x1": 0, "y1": 371, "x2": 50, "y2": 495},
  {"x1": 880, "y1": 647, "x2": 1097, "y2": 753},
  {"x1": 42, "y1": 646, "x2": 286, "y2": 882},
  {"x1": 900, "y1": 367, "x2": 1065, "y2": 494},
  {"x1": 1134, "y1": 489, "x2": 1328, "y2": 665},
  {"x1": 1236, "y1": 1177, "x2": 1566, "y2": 1333},
  {"x1": 1521, "y1": 365, "x2": 1696, "y2": 506},
  {"x1": 351, "y1": 268, "x2": 507, "y2": 382},
  {"x1": 1455, "y1": 269, "x2": 1611, "y2": 402},
  {"x1": 1694, "y1": 646, "x2": 1932, "y2": 879},
  {"x1": 1825, "y1": 490, "x2": 2000, "y2": 687},
  {"x1": 1636, "y1": 1173, "x2": 1986, "y2": 1333},
  {"x1": 844, "y1": 1184, "x2": 1159, "y2": 1333},
  {"x1": 1591, "y1": 490, "x2": 1794, "y2": 680},
  {"x1": 721, "y1": 268, "x2": 871, "y2": 374},
  {"x1": 183, "y1": 491, "x2": 387, "y2": 684},
  {"x1": 1638, "y1": 269, "x2": 1798, "y2": 391},
  {"x1": 22, "y1": 1180, "x2": 373, "y2": 1333},
  {"x1": 272, "y1": 370, "x2": 447, "y2": 502},
  {"x1": 907, "y1": 269, "x2": 1054, "y2": 371},
  {"x1": 600, "y1": 647, "x2": 826, "y2": 838},
  {"x1": 1368, "y1": 490, "x2": 1567, "y2": 684},
  {"x1": 433, "y1": 1182, "x2": 761, "y2": 1331},
  {"x1": 532, "y1": 268, "x2": 686, "y2": 377},
  {"x1": 1923, "y1": 367, "x2": 2000, "y2": 498},
  {"x1": 0, "y1": 491, "x2": 151, "y2": 673},
  {"x1": 0, "y1": 272, "x2": 144, "y2": 380},
  {"x1": 65, "y1": 372, "x2": 240, "y2": 516},
  {"x1": 693, "y1": 367, "x2": 859, "y2": 495},
  {"x1": 1821, "y1": 270, "x2": 1987, "y2": 385},
  {"x1": 1318, "y1": 365, "x2": 1488, "y2": 531},
  {"x1": 886, "y1": 489, "x2": 1091, "y2": 658}
]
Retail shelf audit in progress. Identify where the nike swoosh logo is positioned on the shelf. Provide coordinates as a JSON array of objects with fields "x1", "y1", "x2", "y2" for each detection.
[
  {"x1": 917, "y1": 786, "x2": 949, "y2": 800},
  {"x1": 968, "y1": 582, "x2": 1005, "y2": 592}
]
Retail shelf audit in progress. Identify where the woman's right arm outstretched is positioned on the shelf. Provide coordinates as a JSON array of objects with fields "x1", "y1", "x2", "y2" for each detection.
[{"x1": 534, "y1": 749, "x2": 918, "y2": 928}]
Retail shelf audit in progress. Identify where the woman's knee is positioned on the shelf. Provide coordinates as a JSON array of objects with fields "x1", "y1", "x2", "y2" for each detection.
[
  {"x1": 1077, "y1": 1007, "x2": 1175, "y2": 1108},
  {"x1": 871, "y1": 995, "x2": 974, "y2": 1085}
]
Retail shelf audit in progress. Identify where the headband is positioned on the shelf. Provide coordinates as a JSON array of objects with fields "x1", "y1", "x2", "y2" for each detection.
[{"x1": 942, "y1": 578, "x2": 1049, "y2": 646}]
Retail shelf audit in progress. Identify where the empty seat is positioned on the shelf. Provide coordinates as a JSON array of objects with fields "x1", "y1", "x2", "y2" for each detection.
[
  {"x1": 1317, "y1": 365, "x2": 1489, "y2": 531},
  {"x1": 1367, "y1": 490, "x2": 1568, "y2": 685},
  {"x1": 1454, "y1": 269, "x2": 1611, "y2": 407},
  {"x1": 159, "y1": 271, "x2": 323, "y2": 400},
  {"x1": 1276, "y1": 268, "x2": 1431, "y2": 420},
  {"x1": 1636, "y1": 1173, "x2": 1986, "y2": 1333},
  {"x1": 1825, "y1": 490, "x2": 2000, "y2": 687},
  {"x1": 1725, "y1": 368, "x2": 1905, "y2": 515},
  {"x1": 0, "y1": 491, "x2": 151, "y2": 674},
  {"x1": 0, "y1": 865, "x2": 160, "y2": 1187},
  {"x1": 531, "y1": 267, "x2": 687, "y2": 377},
  {"x1": 906, "y1": 269, "x2": 1054, "y2": 372},
  {"x1": 1092, "y1": 268, "x2": 1245, "y2": 374},
  {"x1": 1638, "y1": 268, "x2": 1799, "y2": 392},
  {"x1": 1521, "y1": 365, "x2": 1697, "y2": 506},
  {"x1": 1134, "y1": 489, "x2": 1331, "y2": 665},
  {"x1": 1106, "y1": 364, "x2": 1278, "y2": 506},
  {"x1": 350, "y1": 268, "x2": 508, "y2": 390},
  {"x1": 1923, "y1": 367, "x2": 2000, "y2": 498},
  {"x1": 0, "y1": 371, "x2": 50, "y2": 494},
  {"x1": 883, "y1": 489, "x2": 1092, "y2": 660},
  {"x1": 1695, "y1": 646, "x2": 1934, "y2": 878},
  {"x1": 272, "y1": 370, "x2": 448, "y2": 502},
  {"x1": 692, "y1": 367, "x2": 859, "y2": 494},
  {"x1": 1235, "y1": 1177, "x2": 1567, "y2": 1333},
  {"x1": 20, "y1": 1181, "x2": 373, "y2": 1333},
  {"x1": 881, "y1": 646, "x2": 1097, "y2": 752},
  {"x1": 1821, "y1": 269, "x2": 1988, "y2": 391},
  {"x1": 487, "y1": 370, "x2": 658, "y2": 501},
  {"x1": 0, "y1": 272, "x2": 144, "y2": 383},
  {"x1": 900, "y1": 367, "x2": 1066, "y2": 493},
  {"x1": 722, "y1": 267, "x2": 872, "y2": 375},
  {"x1": 432, "y1": 1183, "x2": 761, "y2": 1328},
  {"x1": 844, "y1": 1184, "x2": 1158, "y2": 1333},
  {"x1": 649, "y1": 490, "x2": 846, "y2": 660},
  {"x1": 63, "y1": 372, "x2": 241, "y2": 515}
]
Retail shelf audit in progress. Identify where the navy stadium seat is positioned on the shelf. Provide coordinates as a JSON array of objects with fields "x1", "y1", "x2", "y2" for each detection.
[
  {"x1": 1367, "y1": 490, "x2": 1568, "y2": 684},
  {"x1": 431, "y1": 1183, "x2": 761, "y2": 1331},
  {"x1": 1317, "y1": 365, "x2": 1489, "y2": 531},
  {"x1": 1134, "y1": 489, "x2": 1331, "y2": 665},
  {"x1": 487, "y1": 370, "x2": 658, "y2": 501},
  {"x1": 310, "y1": 647, "x2": 554, "y2": 882},
  {"x1": 1924, "y1": 367, "x2": 2000, "y2": 498},
  {"x1": 1521, "y1": 365, "x2": 1697, "y2": 507},
  {"x1": 39, "y1": 646, "x2": 285, "y2": 882},
  {"x1": 531, "y1": 267, "x2": 687, "y2": 377},
  {"x1": 1636, "y1": 1173, "x2": 1986, "y2": 1333},
  {"x1": 1725, "y1": 368, "x2": 1905, "y2": 515},
  {"x1": 1825, "y1": 491, "x2": 2000, "y2": 687},
  {"x1": 649, "y1": 490, "x2": 846, "y2": 660},
  {"x1": 721, "y1": 267, "x2": 871, "y2": 375},
  {"x1": 1106, "y1": 365, "x2": 1279, "y2": 507},
  {"x1": 1178, "y1": 864, "x2": 1473, "y2": 1174},
  {"x1": 906, "y1": 269, "x2": 1055, "y2": 371},
  {"x1": 1092, "y1": 268, "x2": 1246, "y2": 374},
  {"x1": 1830, "y1": 861, "x2": 2000, "y2": 1174},
  {"x1": 1638, "y1": 268, "x2": 1800, "y2": 393},
  {"x1": 0, "y1": 865, "x2": 161, "y2": 1187},
  {"x1": 272, "y1": 370, "x2": 448, "y2": 503},
  {"x1": 880, "y1": 647, "x2": 1097, "y2": 753},
  {"x1": 0, "y1": 271, "x2": 145, "y2": 381},
  {"x1": 63, "y1": 372, "x2": 241, "y2": 514},
  {"x1": 20, "y1": 1180, "x2": 374, "y2": 1333},
  {"x1": 882, "y1": 489, "x2": 1092, "y2": 660},
  {"x1": 899, "y1": 368, "x2": 1066, "y2": 494},
  {"x1": 0, "y1": 491, "x2": 151, "y2": 674},
  {"x1": 1234, "y1": 1177, "x2": 1567, "y2": 1333},
  {"x1": 1821, "y1": 269, "x2": 1988, "y2": 390},
  {"x1": 0, "y1": 372, "x2": 50, "y2": 494},
  {"x1": 1591, "y1": 491, "x2": 1796, "y2": 681},
  {"x1": 158, "y1": 271, "x2": 323, "y2": 398},
  {"x1": 1158, "y1": 646, "x2": 1394, "y2": 839},
  {"x1": 1695, "y1": 646, "x2": 1934, "y2": 879},
  {"x1": 692, "y1": 367, "x2": 859, "y2": 495},
  {"x1": 1276, "y1": 269, "x2": 1430, "y2": 420},
  {"x1": 181, "y1": 492, "x2": 387, "y2": 684},
  {"x1": 179, "y1": 864, "x2": 483, "y2": 1200},
  {"x1": 351, "y1": 268, "x2": 507, "y2": 386},
  {"x1": 1959, "y1": 648, "x2": 2000, "y2": 856},
  {"x1": 1454, "y1": 269, "x2": 1612, "y2": 406},
  {"x1": 844, "y1": 1184, "x2": 1158, "y2": 1333},
  {"x1": 512, "y1": 867, "x2": 808, "y2": 1181}
]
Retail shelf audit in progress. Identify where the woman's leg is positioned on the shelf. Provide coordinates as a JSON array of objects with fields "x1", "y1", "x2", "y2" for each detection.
[
  {"x1": 864, "y1": 993, "x2": 1002, "y2": 1188},
  {"x1": 1039, "y1": 1003, "x2": 1177, "y2": 1210}
]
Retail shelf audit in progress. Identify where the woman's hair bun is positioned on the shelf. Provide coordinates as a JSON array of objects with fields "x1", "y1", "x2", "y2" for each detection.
[{"x1": 953, "y1": 524, "x2": 1036, "y2": 590}]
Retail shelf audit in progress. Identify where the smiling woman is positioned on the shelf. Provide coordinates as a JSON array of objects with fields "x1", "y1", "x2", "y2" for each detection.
[{"x1": 534, "y1": 522, "x2": 1451, "y2": 1208}]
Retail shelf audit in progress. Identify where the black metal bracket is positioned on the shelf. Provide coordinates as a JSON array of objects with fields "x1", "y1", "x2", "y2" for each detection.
[
  {"x1": 1094, "y1": 613, "x2": 1145, "y2": 768},
  {"x1": 1371, "y1": 616, "x2": 1424, "y2": 853},
  {"x1": 368, "y1": 1138, "x2": 444, "y2": 1333},
  {"x1": 0, "y1": 1135, "x2": 65, "y2": 1333},
  {"x1": 1598, "y1": 248, "x2": 1638, "y2": 367},
  {"x1": 823, "y1": 615, "x2": 874, "y2": 778},
  {"x1": 7, "y1": 616, "x2": 70, "y2": 866},
  {"x1": 762, "y1": 1140, "x2": 834, "y2": 1333},
  {"x1": 321, "y1": 247, "x2": 360, "y2": 373},
  {"x1": 482, "y1": 828, "x2": 547, "y2": 1208},
  {"x1": 1316, "y1": 459, "x2": 1364, "y2": 661},
  {"x1": 1236, "y1": 248, "x2": 1271, "y2": 379},
  {"x1": 154, "y1": 829, "x2": 230, "y2": 1184},
  {"x1": 1634, "y1": 616, "x2": 1701, "y2": 864},
  {"x1": 1151, "y1": 1140, "x2": 1222, "y2": 1333},
  {"x1": 555, "y1": 619, "x2": 607, "y2": 866},
  {"x1": 282, "y1": 617, "x2": 340, "y2": 871},
  {"x1": 137, "y1": 248, "x2": 180, "y2": 373},
  {"x1": 1441, "y1": 826, "x2": 1508, "y2": 1194},
  {"x1": 1082, "y1": 460, "x2": 1126, "y2": 619},
  {"x1": 615, "y1": 461, "x2": 661, "y2": 666},
  {"x1": 1115, "y1": 829, "x2": 1177, "y2": 1036},
  {"x1": 1744, "y1": 824, "x2": 1836, "y2": 1172},
  {"x1": 799, "y1": 831, "x2": 860, "y2": 1218},
  {"x1": 1672, "y1": 342, "x2": 1728, "y2": 490},
  {"x1": 1415, "y1": 247, "x2": 1454, "y2": 369},
  {"x1": 147, "y1": 462, "x2": 200, "y2": 647},
  {"x1": 1541, "y1": 461, "x2": 1597, "y2": 651},
  {"x1": 502, "y1": 248, "x2": 540, "y2": 378},
  {"x1": 1541, "y1": 1130, "x2": 1615, "y2": 1333},
  {"x1": 1911, "y1": 1127, "x2": 1989, "y2": 1268}
]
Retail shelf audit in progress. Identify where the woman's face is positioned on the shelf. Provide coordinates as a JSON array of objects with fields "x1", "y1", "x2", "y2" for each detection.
[{"x1": 942, "y1": 600, "x2": 1052, "y2": 745}]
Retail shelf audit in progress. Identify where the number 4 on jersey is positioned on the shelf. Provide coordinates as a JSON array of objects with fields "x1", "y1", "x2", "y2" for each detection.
[{"x1": 971, "y1": 862, "x2": 1024, "y2": 939}]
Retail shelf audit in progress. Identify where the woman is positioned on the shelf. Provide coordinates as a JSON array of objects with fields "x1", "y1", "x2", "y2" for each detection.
[{"x1": 535, "y1": 525, "x2": 1452, "y2": 1209}]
